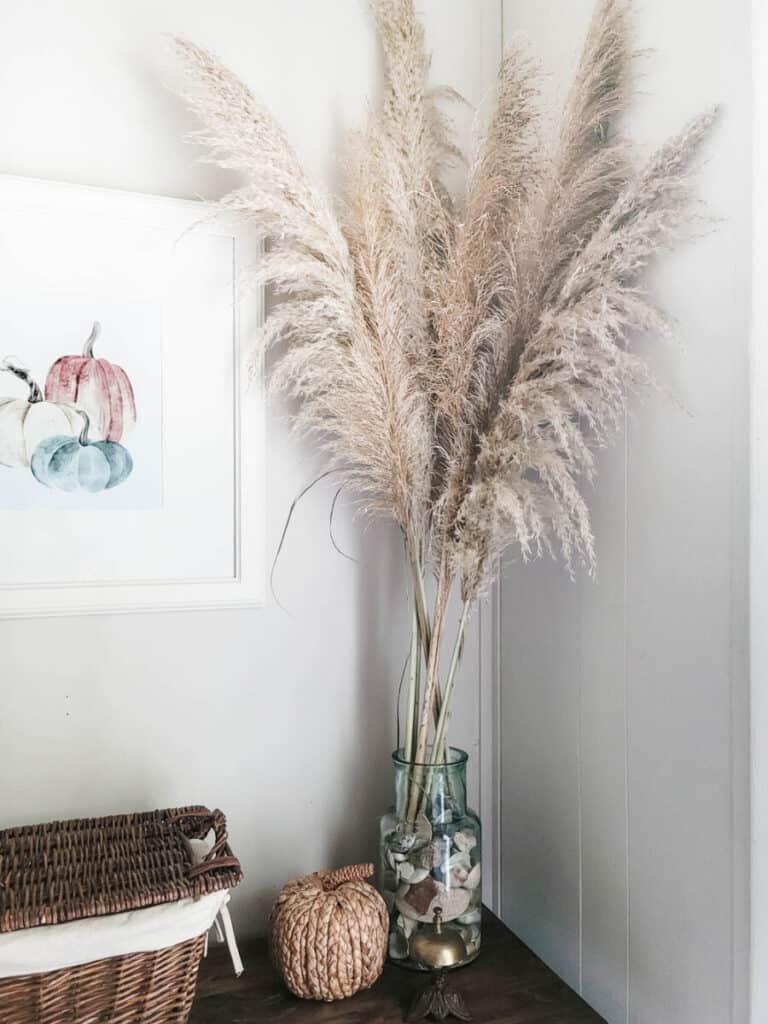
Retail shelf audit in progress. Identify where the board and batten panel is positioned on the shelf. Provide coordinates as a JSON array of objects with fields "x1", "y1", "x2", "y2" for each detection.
[
  {"x1": 753, "y1": 3, "x2": 768, "y2": 1022},
  {"x1": 499, "y1": 2, "x2": 750, "y2": 1023},
  {"x1": 499, "y1": 555, "x2": 584, "y2": 992}
]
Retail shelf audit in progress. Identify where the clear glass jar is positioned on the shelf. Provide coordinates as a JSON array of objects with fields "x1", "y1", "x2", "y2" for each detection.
[{"x1": 378, "y1": 747, "x2": 482, "y2": 969}]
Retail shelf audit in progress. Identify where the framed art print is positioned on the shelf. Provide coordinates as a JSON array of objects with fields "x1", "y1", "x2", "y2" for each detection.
[{"x1": 0, "y1": 175, "x2": 265, "y2": 616}]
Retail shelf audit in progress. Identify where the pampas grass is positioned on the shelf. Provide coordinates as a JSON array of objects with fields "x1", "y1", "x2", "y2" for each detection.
[{"x1": 176, "y1": 0, "x2": 715, "y2": 796}]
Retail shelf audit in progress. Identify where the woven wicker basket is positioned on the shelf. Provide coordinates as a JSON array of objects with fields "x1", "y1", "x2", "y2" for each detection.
[{"x1": 0, "y1": 806, "x2": 242, "y2": 1024}]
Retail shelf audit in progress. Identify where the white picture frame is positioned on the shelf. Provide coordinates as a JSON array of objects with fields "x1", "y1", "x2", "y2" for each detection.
[{"x1": 0, "y1": 175, "x2": 265, "y2": 617}]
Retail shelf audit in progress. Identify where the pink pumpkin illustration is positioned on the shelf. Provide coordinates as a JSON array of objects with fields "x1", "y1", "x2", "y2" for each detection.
[{"x1": 45, "y1": 322, "x2": 136, "y2": 442}]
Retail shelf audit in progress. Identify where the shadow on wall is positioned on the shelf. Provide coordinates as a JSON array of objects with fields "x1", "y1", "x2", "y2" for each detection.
[
  {"x1": 343, "y1": 518, "x2": 406, "y2": 864},
  {"x1": 254, "y1": 87, "x2": 405, "y2": 888}
]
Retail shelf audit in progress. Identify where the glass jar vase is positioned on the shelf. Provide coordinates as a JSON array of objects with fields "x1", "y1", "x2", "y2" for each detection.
[{"x1": 378, "y1": 747, "x2": 482, "y2": 968}]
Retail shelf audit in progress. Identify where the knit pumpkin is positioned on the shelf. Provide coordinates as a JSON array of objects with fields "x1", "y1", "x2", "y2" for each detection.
[{"x1": 270, "y1": 863, "x2": 388, "y2": 1002}]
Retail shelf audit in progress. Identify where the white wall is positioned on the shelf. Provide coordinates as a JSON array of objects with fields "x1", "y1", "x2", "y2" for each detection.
[
  {"x1": 498, "y1": 2, "x2": 751, "y2": 1023},
  {"x1": 0, "y1": 0, "x2": 501, "y2": 936}
]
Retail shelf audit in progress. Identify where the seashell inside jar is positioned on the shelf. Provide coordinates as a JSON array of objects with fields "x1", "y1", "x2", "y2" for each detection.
[{"x1": 378, "y1": 748, "x2": 482, "y2": 969}]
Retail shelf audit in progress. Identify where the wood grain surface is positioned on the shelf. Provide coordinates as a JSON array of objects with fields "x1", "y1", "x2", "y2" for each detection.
[{"x1": 190, "y1": 909, "x2": 606, "y2": 1023}]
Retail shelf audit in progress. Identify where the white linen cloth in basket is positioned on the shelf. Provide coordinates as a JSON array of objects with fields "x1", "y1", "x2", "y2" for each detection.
[{"x1": 0, "y1": 837, "x2": 243, "y2": 979}]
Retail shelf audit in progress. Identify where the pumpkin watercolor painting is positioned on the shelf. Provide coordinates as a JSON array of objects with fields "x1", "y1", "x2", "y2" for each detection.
[
  {"x1": 45, "y1": 322, "x2": 137, "y2": 443},
  {"x1": 0, "y1": 301, "x2": 162, "y2": 510},
  {"x1": 31, "y1": 410, "x2": 134, "y2": 494},
  {"x1": 0, "y1": 362, "x2": 82, "y2": 468}
]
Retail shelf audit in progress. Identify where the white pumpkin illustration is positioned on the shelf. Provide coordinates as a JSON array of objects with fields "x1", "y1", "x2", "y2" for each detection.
[{"x1": 0, "y1": 360, "x2": 81, "y2": 468}]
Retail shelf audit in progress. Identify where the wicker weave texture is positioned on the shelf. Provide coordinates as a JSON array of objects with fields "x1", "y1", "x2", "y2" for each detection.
[
  {"x1": 0, "y1": 935, "x2": 205, "y2": 1024},
  {"x1": 270, "y1": 864, "x2": 388, "y2": 1002},
  {"x1": 0, "y1": 806, "x2": 242, "y2": 933},
  {"x1": 0, "y1": 806, "x2": 241, "y2": 1024}
]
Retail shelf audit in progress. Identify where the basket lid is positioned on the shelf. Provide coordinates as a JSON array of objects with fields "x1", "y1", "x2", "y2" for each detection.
[{"x1": 0, "y1": 806, "x2": 242, "y2": 933}]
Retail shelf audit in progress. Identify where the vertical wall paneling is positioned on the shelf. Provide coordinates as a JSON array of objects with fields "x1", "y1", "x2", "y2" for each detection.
[
  {"x1": 499, "y1": 556, "x2": 583, "y2": 992},
  {"x1": 578, "y1": 431, "x2": 630, "y2": 1023},
  {"x1": 752, "y1": 5, "x2": 768, "y2": 1021},
  {"x1": 476, "y1": 0, "x2": 505, "y2": 921},
  {"x1": 478, "y1": 572, "x2": 502, "y2": 915},
  {"x1": 494, "y1": 2, "x2": 751, "y2": 1022}
]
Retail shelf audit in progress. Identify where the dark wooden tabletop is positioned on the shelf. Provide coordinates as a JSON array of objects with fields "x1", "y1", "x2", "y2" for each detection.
[{"x1": 190, "y1": 909, "x2": 606, "y2": 1023}]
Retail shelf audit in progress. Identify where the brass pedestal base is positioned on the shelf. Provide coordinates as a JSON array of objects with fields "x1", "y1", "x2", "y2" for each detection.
[{"x1": 406, "y1": 970, "x2": 473, "y2": 1023}]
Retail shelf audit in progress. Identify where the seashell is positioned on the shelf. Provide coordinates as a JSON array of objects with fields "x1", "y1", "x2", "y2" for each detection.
[
  {"x1": 449, "y1": 851, "x2": 471, "y2": 872},
  {"x1": 464, "y1": 863, "x2": 481, "y2": 890},
  {"x1": 436, "y1": 886, "x2": 472, "y2": 923},
  {"x1": 403, "y1": 876, "x2": 439, "y2": 916},
  {"x1": 397, "y1": 881, "x2": 471, "y2": 924},
  {"x1": 397, "y1": 882, "x2": 411, "y2": 900},
  {"x1": 389, "y1": 814, "x2": 431, "y2": 856},
  {"x1": 396, "y1": 896, "x2": 420, "y2": 921},
  {"x1": 450, "y1": 867, "x2": 469, "y2": 887},
  {"x1": 412, "y1": 845, "x2": 436, "y2": 870},
  {"x1": 388, "y1": 829, "x2": 416, "y2": 855},
  {"x1": 398, "y1": 914, "x2": 417, "y2": 938},
  {"x1": 414, "y1": 812, "x2": 433, "y2": 846},
  {"x1": 457, "y1": 908, "x2": 482, "y2": 926},
  {"x1": 460, "y1": 924, "x2": 481, "y2": 956},
  {"x1": 399, "y1": 861, "x2": 415, "y2": 882},
  {"x1": 409, "y1": 867, "x2": 429, "y2": 884},
  {"x1": 454, "y1": 829, "x2": 477, "y2": 855}
]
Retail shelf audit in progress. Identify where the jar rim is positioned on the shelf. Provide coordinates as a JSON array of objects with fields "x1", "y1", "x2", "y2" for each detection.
[{"x1": 392, "y1": 746, "x2": 468, "y2": 769}]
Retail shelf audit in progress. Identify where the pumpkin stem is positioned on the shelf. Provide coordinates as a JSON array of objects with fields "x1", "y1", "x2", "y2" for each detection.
[
  {"x1": 77, "y1": 409, "x2": 92, "y2": 446},
  {"x1": 83, "y1": 321, "x2": 102, "y2": 359},
  {"x1": 321, "y1": 864, "x2": 374, "y2": 891},
  {"x1": 0, "y1": 360, "x2": 43, "y2": 403}
]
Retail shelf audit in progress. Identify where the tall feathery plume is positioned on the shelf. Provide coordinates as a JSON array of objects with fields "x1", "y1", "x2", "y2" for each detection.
[
  {"x1": 429, "y1": 47, "x2": 540, "y2": 550},
  {"x1": 339, "y1": 124, "x2": 434, "y2": 533},
  {"x1": 446, "y1": 0, "x2": 633, "y2": 599},
  {"x1": 175, "y1": 38, "x2": 352, "y2": 289},
  {"x1": 175, "y1": 38, "x2": 431, "y2": 532},
  {"x1": 371, "y1": 0, "x2": 456, "y2": 247},
  {"x1": 453, "y1": 109, "x2": 717, "y2": 600},
  {"x1": 369, "y1": 0, "x2": 456, "y2": 378},
  {"x1": 176, "y1": 0, "x2": 717, "y2": 796},
  {"x1": 534, "y1": 0, "x2": 634, "y2": 309}
]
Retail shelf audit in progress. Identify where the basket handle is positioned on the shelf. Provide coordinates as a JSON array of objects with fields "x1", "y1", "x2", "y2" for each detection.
[{"x1": 168, "y1": 808, "x2": 242, "y2": 880}]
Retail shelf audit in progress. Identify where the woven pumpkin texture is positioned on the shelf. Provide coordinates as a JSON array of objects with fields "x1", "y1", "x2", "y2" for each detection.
[{"x1": 270, "y1": 863, "x2": 388, "y2": 1002}]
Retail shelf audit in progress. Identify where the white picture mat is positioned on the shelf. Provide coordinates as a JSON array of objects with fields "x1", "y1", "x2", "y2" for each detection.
[{"x1": 0, "y1": 176, "x2": 264, "y2": 616}]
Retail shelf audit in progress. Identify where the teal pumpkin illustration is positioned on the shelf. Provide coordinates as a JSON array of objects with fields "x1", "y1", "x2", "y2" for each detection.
[{"x1": 31, "y1": 410, "x2": 133, "y2": 493}]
